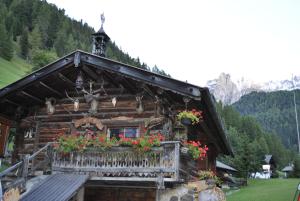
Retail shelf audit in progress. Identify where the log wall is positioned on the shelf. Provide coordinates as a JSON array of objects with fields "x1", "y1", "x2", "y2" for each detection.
[{"x1": 18, "y1": 95, "x2": 164, "y2": 157}]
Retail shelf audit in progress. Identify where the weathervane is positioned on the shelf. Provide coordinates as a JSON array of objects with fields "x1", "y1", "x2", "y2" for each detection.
[{"x1": 101, "y1": 13, "x2": 105, "y2": 29}]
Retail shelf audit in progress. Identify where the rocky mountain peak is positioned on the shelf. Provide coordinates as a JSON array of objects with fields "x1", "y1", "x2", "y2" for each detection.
[{"x1": 206, "y1": 73, "x2": 300, "y2": 105}]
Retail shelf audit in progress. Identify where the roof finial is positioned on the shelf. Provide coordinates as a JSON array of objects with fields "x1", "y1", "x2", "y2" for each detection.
[
  {"x1": 92, "y1": 13, "x2": 110, "y2": 57},
  {"x1": 101, "y1": 13, "x2": 105, "y2": 29}
]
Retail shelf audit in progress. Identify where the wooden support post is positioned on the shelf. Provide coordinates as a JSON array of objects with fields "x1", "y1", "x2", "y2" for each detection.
[
  {"x1": 21, "y1": 154, "x2": 30, "y2": 191},
  {"x1": 32, "y1": 121, "x2": 41, "y2": 168},
  {"x1": 76, "y1": 187, "x2": 85, "y2": 201},
  {"x1": 174, "y1": 142, "x2": 180, "y2": 181},
  {"x1": 12, "y1": 123, "x2": 24, "y2": 163}
]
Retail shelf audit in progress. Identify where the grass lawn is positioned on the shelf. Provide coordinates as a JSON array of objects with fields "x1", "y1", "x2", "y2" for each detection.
[
  {"x1": 0, "y1": 56, "x2": 32, "y2": 88},
  {"x1": 227, "y1": 179, "x2": 299, "y2": 201}
]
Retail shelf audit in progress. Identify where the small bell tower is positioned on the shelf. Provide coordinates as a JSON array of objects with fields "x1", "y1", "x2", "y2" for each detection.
[{"x1": 92, "y1": 13, "x2": 110, "y2": 57}]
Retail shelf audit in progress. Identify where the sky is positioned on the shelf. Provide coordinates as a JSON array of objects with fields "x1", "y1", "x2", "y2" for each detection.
[{"x1": 47, "y1": 0, "x2": 300, "y2": 86}]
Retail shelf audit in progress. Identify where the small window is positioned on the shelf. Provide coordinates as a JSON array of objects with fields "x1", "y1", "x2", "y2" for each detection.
[{"x1": 108, "y1": 127, "x2": 139, "y2": 139}]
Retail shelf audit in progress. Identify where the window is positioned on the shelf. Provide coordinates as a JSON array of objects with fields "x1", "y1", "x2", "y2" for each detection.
[{"x1": 108, "y1": 127, "x2": 139, "y2": 139}]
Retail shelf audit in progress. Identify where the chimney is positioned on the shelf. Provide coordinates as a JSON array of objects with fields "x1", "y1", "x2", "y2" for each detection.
[{"x1": 92, "y1": 13, "x2": 110, "y2": 57}]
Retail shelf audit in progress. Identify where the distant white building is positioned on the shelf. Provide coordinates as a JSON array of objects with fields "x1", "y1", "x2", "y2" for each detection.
[
  {"x1": 282, "y1": 164, "x2": 294, "y2": 178},
  {"x1": 253, "y1": 155, "x2": 277, "y2": 179}
]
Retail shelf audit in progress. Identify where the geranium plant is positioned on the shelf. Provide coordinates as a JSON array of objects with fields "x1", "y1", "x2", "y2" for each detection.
[
  {"x1": 119, "y1": 133, "x2": 165, "y2": 152},
  {"x1": 53, "y1": 130, "x2": 117, "y2": 153},
  {"x1": 53, "y1": 131, "x2": 165, "y2": 153},
  {"x1": 177, "y1": 109, "x2": 203, "y2": 125},
  {"x1": 184, "y1": 140, "x2": 208, "y2": 160},
  {"x1": 198, "y1": 170, "x2": 222, "y2": 185}
]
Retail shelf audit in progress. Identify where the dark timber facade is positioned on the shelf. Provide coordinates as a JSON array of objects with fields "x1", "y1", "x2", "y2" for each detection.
[{"x1": 0, "y1": 18, "x2": 232, "y2": 201}]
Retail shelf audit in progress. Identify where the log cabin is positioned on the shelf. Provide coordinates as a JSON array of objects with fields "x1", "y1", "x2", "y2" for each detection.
[{"x1": 0, "y1": 16, "x2": 232, "y2": 201}]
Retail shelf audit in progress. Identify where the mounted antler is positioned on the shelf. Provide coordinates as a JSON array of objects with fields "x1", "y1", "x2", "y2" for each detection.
[
  {"x1": 45, "y1": 97, "x2": 56, "y2": 114},
  {"x1": 65, "y1": 91, "x2": 80, "y2": 112},
  {"x1": 136, "y1": 94, "x2": 144, "y2": 114}
]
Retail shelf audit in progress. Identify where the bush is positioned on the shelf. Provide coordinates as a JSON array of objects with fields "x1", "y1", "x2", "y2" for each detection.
[
  {"x1": 31, "y1": 49, "x2": 58, "y2": 71},
  {"x1": 292, "y1": 156, "x2": 300, "y2": 178}
]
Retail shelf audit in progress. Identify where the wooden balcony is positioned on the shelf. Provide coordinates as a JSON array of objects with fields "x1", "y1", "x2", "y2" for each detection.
[{"x1": 51, "y1": 141, "x2": 198, "y2": 183}]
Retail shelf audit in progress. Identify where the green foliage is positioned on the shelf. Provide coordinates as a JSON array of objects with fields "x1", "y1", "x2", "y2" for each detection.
[
  {"x1": 0, "y1": 21, "x2": 13, "y2": 60},
  {"x1": 31, "y1": 49, "x2": 58, "y2": 71},
  {"x1": 198, "y1": 170, "x2": 222, "y2": 185},
  {"x1": 177, "y1": 109, "x2": 202, "y2": 125},
  {"x1": 233, "y1": 90, "x2": 300, "y2": 150},
  {"x1": 183, "y1": 140, "x2": 208, "y2": 160},
  {"x1": 293, "y1": 155, "x2": 300, "y2": 178},
  {"x1": 217, "y1": 101, "x2": 291, "y2": 178},
  {"x1": 20, "y1": 28, "x2": 29, "y2": 59},
  {"x1": 54, "y1": 131, "x2": 165, "y2": 153}
]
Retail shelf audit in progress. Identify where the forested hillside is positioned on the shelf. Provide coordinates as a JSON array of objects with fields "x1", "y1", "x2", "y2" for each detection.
[
  {"x1": 216, "y1": 103, "x2": 296, "y2": 178},
  {"x1": 0, "y1": 0, "x2": 168, "y2": 87},
  {"x1": 233, "y1": 90, "x2": 300, "y2": 150}
]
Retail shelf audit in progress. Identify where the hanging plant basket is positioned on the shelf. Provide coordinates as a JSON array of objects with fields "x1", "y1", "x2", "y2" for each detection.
[
  {"x1": 181, "y1": 117, "x2": 192, "y2": 126},
  {"x1": 177, "y1": 109, "x2": 203, "y2": 126}
]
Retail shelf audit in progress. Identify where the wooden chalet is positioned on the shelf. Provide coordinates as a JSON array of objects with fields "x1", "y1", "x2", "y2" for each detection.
[{"x1": 0, "y1": 16, "x2": 232, "y2": 201}]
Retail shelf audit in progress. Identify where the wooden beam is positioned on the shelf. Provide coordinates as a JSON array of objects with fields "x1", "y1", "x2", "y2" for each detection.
[
  {"x1": 58, "y1": 94, "x2": 135, "y2": 103},
  {"x1": 28, "y1": 110, "x2": 155, "y2": 119},
  {"x1": 21, "y1": 91, "x2": 43, "y2": 103},
  {"x1": 32, "y1": 121, "x2": 41, "y2": 167},
  {"x1": 3, "y1": 99, "x2": 21, "y2": 107},
  {"x1": 0, "y1": 53, "x2": 74, "y2": 99},
  {"x1": 58, "y1": 73, "x2": 74, "y2": 86},
  {"x1": 81, "y1": 52, "x2": 201, "y2": 99},
  {"x1": 101, "y1": 70, "x2": 120, "y2": 88},
  {"x1": 39, "y1": 81, "x2": 63, "y2": 97},
  {"x1": 82, "y1": 65, "x2": 98, "y2": 81}
]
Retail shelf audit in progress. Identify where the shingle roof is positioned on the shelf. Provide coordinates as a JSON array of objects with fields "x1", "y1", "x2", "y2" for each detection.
[
  {"x1": 21, "y1": 174, "x2": 88, "y2": 201},
  {"x1": 216, "y1": 160, "x2": 237, "y2": 172},
  {"x1": 282, "y1": 165, "x2": 294, "y2": 172},
  {"x1": 264, "y1": 155, "x2": 273, "y2": 164},
  {"x1": 0, "y1": 50, "x2": 233, "y2": 156}
]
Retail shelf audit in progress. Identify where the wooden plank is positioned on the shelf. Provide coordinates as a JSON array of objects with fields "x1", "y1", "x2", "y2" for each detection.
[
  {"x1": 58, "y1": 73, "x2": 74, "y2": 86},
  {"x1": 0, "y1": 120, "x2": 10, "y2": 157},
  {"x1": 20, "y1": 91, "x2": 43, "y2": 103},
  {"x1": 32, "y1": 121, "x2": 41, "y2": 167},
  {"x1": 39, "y1": 81, "x2": 63, "y2": 97}
]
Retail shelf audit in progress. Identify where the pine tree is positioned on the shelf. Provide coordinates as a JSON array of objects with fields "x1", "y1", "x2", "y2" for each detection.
[
  {"x1": 29, "y1": 26, "x2": 42, "y2": 51},
  {"x1": 20, "y1": 28, "x2": 29, "y2": 59},
  {"x1": 0, "y1": 21, "x2": 13, "y2": 60},
  {"x1": 293, "y1": 156, "x2": 300, "y2": 178}
]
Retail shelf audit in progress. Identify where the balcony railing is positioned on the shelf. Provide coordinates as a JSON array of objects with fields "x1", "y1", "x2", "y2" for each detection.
[{"x1": 51, "y1": 141, "x2": 197, "y2": 182}]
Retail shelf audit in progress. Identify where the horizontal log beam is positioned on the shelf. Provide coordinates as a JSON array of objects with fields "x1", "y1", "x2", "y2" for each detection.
[
  {"x1": 81, "y1": 52, "x2": 201, "y2": 99},
  {"x1": 39, "y1": 81, "x2": 63, "y2": 97},
  {"x1": 26, "y1": 111, "x2": 155, "y2": 119},
  {"x1": 21, "y1": 91, "x2": 43, "y2": 103},
  {"x1": 58, "y1": 73, "x2": 74, "y2": 86}
]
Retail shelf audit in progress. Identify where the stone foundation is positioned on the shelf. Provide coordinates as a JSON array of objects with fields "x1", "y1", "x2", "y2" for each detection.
[{"x1": 158, "y1": 181, "x2": 226, "y2": 201}]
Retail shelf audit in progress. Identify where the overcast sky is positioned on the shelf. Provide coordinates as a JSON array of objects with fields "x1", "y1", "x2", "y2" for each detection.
[{"x1": 47, "y1": 0, "x2": 300, "y2": 86}]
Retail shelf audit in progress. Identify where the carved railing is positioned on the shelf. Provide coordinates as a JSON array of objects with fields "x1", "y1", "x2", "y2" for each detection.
[
  {"x1": 0, "y1": 142, "x2": 53, "y2": 194},
  {"x1": 52, "y1": 141, "x2": 183, "y2": 182}
]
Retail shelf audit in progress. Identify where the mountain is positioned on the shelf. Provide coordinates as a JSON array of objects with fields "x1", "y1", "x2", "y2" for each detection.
[
  {"x1": 207, "y1": 73, "x2": 300, "y2": 105},
  {"x1": 232, "y1": 90, "x2": 300, "y2": 150},
  {"x1": 0, "y1": 0, "x2": 168, "y2": 88}
]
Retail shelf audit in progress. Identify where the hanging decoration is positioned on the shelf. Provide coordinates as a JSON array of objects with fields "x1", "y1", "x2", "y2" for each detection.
[
  {"x1": 65, "y1": 91, "x2": 80, "y2": 112},
  {"x1": 45, "y1": 97, "x2": 56, "y2": 115},
  {"x1": 111, "y1": 97, "x2": 117, "y2": 107},
  {"x1": 136, "y1": 94, "x2": 144, "y2": 114}
]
